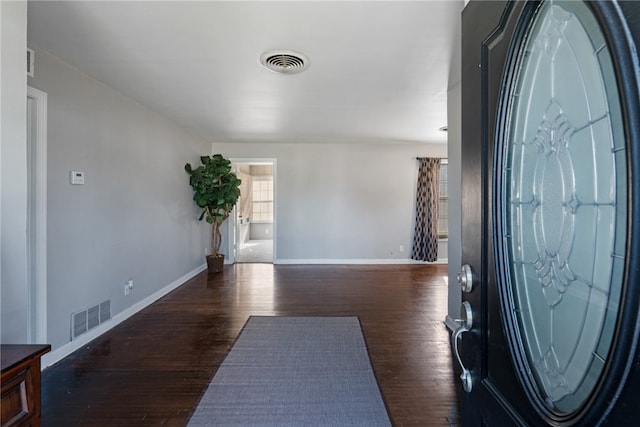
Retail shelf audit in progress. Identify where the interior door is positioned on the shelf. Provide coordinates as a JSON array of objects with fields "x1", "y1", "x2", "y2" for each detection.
[{"x1": 457, "y1": 1, "x2": 640, "y2": 425}]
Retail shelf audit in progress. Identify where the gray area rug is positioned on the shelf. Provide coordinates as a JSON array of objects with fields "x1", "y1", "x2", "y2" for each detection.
[{"x1": 187, "y1": 316, "x2": 391, "y2": 426}]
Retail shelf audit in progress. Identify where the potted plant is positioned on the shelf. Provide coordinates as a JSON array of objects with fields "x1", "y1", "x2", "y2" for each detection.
[{"x1": 185, "y1": 154, "x2": 241, "y2": 273}]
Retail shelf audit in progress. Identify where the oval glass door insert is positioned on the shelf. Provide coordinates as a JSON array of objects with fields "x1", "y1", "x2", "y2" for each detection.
[{"x1": 496, "y1": 0, "x2": 627, "y2": 416}]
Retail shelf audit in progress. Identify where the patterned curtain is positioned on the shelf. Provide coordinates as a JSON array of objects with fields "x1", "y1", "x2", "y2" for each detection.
[{"x1": 411, "y1": 157, "x2": 441, "y2": 262}]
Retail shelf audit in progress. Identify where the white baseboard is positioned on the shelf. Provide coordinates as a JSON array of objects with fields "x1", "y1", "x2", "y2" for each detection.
[
  {"x1": 41, "y1": 263, "x2": 206, "y2": 370},
  {"x1": 275, "y1": 258, "x2": 448, "y2": 265}
]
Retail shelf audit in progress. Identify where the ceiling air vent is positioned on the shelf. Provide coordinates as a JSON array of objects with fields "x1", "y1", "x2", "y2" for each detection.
[{"x1": 260, "y1": 50, "x2": 309, "y2": 74}]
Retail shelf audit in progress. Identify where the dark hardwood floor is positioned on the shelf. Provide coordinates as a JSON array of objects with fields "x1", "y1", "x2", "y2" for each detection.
[{"x1": 41, "y1": 264, "x2": 462, "y2": 426}]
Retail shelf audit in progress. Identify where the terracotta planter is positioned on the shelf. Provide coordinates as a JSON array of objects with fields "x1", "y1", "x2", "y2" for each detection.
[{"x1": 206, "y1": 254, "x2": 225, "y2": 274}]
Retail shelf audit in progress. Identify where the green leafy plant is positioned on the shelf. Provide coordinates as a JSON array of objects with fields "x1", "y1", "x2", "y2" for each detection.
[{"x1": 185, "y1": 154, "x2": 241, "y2": 259}]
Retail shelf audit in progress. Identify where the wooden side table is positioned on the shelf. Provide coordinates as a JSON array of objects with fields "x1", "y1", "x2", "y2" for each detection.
[{"x1": 1, "y1": 344, "x2": 51, "y2": 427}]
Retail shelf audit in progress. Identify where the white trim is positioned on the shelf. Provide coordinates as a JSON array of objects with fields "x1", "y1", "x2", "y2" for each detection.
[
  {"x1": 41, "y1": 264, "x2": 206, "y2": 369},
  {"x1": 27, "y1": 86, "x2": 47, "y2": 344},
  {"x1": 275, "y1": 258, "x2": 448, "y2": 265}
]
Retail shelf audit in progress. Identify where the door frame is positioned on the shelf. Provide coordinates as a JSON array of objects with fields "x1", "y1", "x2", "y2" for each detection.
[
  {"x1": 27, "y1": 86, "x2": 47, "y2": 344},
  {"x1": 228, "y1": 158, "x2": 277, "y2": 264}
]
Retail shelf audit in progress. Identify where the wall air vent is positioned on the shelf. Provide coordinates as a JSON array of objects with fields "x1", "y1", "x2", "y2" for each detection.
[
  {"x1": 260, "y1": 50, "x2": 309, "y2": 74},
  {"x1": 71, "y1": 299, "x2": 111, "y2": 340}
]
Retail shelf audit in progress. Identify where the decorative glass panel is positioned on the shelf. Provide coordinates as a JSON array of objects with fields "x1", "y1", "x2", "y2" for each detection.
[{"x1": 497, "y1": 0, "x2": 626, "y2": 414}]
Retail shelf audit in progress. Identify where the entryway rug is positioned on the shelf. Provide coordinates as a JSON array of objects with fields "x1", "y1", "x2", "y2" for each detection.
[{"x1": 187, "y1": 316, "x2": 391, "y2": 426}]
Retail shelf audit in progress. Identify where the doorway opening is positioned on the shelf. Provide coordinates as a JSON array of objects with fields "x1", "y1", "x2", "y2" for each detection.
[{"x1": 230, "y1": 159, "x2": 276, "y2": 264}]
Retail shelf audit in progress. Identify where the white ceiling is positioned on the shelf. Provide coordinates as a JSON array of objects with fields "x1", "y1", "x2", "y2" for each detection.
[{"x1": 28, "y1": 1, "x2": 463, "y2": 145}]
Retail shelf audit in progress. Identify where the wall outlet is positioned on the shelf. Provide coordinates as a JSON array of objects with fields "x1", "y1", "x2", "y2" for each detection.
[
  {"x1": 124, "y1": 279, "x2": 134, "y2": 295},
  {"x1": 70, "y1": 170, "x2": 85, "y2": 185},
  {"x1": 399, "y1": 245, "x2": 405, "y2": 253}
]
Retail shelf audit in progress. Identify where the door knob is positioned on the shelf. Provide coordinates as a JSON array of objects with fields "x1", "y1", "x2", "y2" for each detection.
[
  {"x1": 451, "y1": 301, "x2": 474, "y2": 392},
  {"x1": 457, "y1": 264, "x2": 475, "y2": 293}
]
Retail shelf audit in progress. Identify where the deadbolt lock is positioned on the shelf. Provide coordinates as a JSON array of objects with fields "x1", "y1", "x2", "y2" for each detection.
[{"x1": 457, "y1": 264, "x2": 475, "y2": 293}]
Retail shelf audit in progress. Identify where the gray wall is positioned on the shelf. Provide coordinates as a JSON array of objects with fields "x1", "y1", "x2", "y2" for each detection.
[
  {"x1": 26, "y1": 46, "x2": 210, "y2": 350},
  {"x1": 215, "y1": 142, "x2": 447, "y2": 262},
  {"x1": 1, "y1": 1, "x2": 29, "y2": 343}
]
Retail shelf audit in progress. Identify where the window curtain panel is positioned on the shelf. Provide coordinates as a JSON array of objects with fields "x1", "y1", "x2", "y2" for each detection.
[{"x1": 411, "y1": 157, "x2": 441, "y2": 262}]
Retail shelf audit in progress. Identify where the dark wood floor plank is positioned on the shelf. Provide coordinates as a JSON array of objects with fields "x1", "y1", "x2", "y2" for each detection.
[{"x1": 41, "y1": 264, "x2": 461, "y2": 426}]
